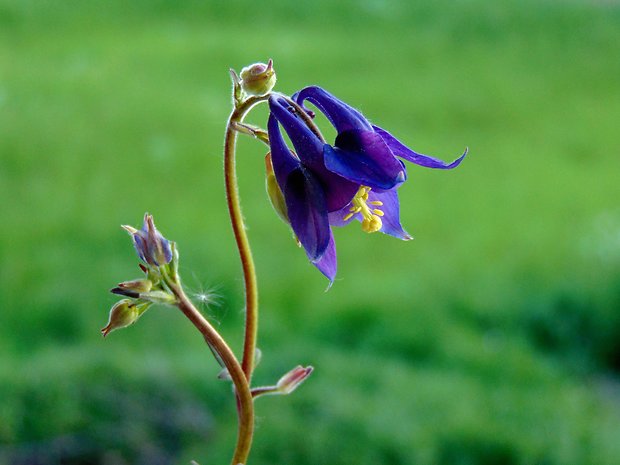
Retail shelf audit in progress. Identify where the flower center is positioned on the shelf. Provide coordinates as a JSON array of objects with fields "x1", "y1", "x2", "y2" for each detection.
[{"x1": 343, "y1": 186, "x2": 384, "y2": 233}]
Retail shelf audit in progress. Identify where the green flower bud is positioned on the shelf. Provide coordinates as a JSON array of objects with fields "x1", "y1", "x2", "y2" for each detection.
[
  {"x1": 240, "y1": 59, "x2": 276, "y2": 96},
  {"x1": 110, "y1": 278, "x2": 154, "y2": 299},
  {"x1": 101, "y1": 299, "x2": 140, "y2": 337},
  {"x1": 120, "y1": 278, "x2": 152, "y2": 292}
]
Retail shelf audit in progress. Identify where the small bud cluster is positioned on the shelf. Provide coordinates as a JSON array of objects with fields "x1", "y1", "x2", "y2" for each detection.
[{"x1": 102, "y1": 214, "x2": 178, "y2": 337}]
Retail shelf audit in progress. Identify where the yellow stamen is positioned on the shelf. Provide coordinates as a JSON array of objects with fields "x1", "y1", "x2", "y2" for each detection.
[{"x1": 344, "y1": 186, "x2": 384, "y2": 233}]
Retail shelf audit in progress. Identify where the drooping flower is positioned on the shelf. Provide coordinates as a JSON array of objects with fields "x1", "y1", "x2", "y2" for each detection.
[
  {"x1": 122, "y1": 213, "x2": 173, "y2": 267},
  {"x1": 267, "y1": 88, "x2": 467, "y2": 284}
]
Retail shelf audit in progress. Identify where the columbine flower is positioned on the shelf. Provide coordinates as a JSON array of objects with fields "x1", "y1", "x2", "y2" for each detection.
[
  {"x1": 267, "y1": 88, "x2": 467, "y2": 284},
  {"x1": 122, "y1": 213, "x2": 173, "y2": 267},
  {"x1": 268, "y1": 95, "x2": 357, "y2": 282}
]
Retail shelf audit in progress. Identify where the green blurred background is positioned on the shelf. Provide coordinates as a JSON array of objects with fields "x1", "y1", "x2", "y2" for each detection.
[{"x1": 1, "y1": 0, "x2": 620, "y2": 464}]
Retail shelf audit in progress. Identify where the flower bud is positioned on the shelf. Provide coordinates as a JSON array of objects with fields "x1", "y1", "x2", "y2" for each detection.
[
  {"x1": 240, "y1": 59, "x2": 276, "y2": 96},
  {"x1": 265, "y1": 153, "x2": 289, "y2": 224},
  {"x1": 276, "y1": 365, "x2": 314, "y2": 395},
  {"x1": 122, "y1": 214, "x2": 173, "y2": 267},
  {"x1": 101, "y1": 299, "x2": 140, "y2": 337},
  {"x1": 119, "y1": 278, "x2": 152, "y2": 292},
  {"x1": 110, "y1": 278, "x2": 153, "y2": 298}
]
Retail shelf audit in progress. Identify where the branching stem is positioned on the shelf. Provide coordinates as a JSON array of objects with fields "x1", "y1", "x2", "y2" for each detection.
[{"x1": 166, "y1": 279, "x2": 254, "y2": 465}]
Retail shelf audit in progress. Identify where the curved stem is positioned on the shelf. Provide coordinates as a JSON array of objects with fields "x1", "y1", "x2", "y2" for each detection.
[
  {"x1": 167, "y1": 280, "x2": 254, "y2": 465},
  {"x1": 224, "y1": 95, "x2": 270, "y2": 382}
]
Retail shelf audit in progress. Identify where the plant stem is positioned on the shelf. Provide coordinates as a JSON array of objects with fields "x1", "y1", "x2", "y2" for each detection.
[
  {"x1": 167, "y1": 280, "x2": 254, "y2": 465},
  {"x1": 224, "y1": 94, "x2": 269, "y2": 382}
]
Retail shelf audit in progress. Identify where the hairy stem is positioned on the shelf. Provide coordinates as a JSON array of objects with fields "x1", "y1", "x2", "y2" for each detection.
[
  {"x1": 168, "y1": 280, "x2": 254, "y2": 465},
  {"x1": 224, "y1": 94, "x2": 270, "y2": 382}
]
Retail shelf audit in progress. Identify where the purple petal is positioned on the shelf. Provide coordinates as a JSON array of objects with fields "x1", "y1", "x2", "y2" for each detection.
[
  {"x1": 156, "y1": 237, "x2": 173, "y2": 264},
  {"x1": 328, "y1": 205, "x2": 356, "y2": 228},
  {"x1": 312, "y1": 159, "x2": 359, "y2": 213},
  {"x1": 268, "y1": 114, "x2": 300, "y2": 188},
  {"x1": 327, "y1": 189, "x2": 411, "y2": 240},
  {"x1": 284, "y1": 167, "x2": 331, "y2": 261},
  {"x1": 269, "y1": 97, "x2": 358, "y2": 213},
  {"x1": 373, "y1": 125, "x2": 467, "y2": 169},
  {"x1": 295, "y1": 86, "x2": 373, "y2": 133},
  {"x1": 132, "y1": 234, "x2": 148, "y2": 263},
  {"x1": 269, "y1": 95, "x2": 324, "y2": 168},
  {"x1": 312, "y1": 232, "x2": 337, "y2": 287},
  {"x1": 368, "y1": 190, "x2": 412, "y2": 240},
  {"x1": 324, "y1": 130, "x2": 407, "y2": 190}
]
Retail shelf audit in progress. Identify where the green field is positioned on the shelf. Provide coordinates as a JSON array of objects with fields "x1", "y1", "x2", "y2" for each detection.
[{"x1": 1, "y1": 1, "x2": 620, "y2": 464}]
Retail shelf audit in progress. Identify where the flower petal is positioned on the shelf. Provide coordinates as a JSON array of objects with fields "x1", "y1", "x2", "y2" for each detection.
[
  {"x1": 368, "y1": 189, "x2": 412, "y2": 240},
  {"x1": 312, "y1": 232, "x2": 337, "y2": 287},
  {"x1": 267, "y1": 114, "x2": 300, "y2": 188},
  {"x1": 328, "y1": 189, "x2": 411, "y2": 240},
  {"x1": 313, "y1": 159, "x2": 359, "y2": 213},
  {"x1": 324, "y1": 130, "x2": 407, "y2": 190},
  {"x1": 295, "y1": 86, "x2": 373, "y2": 133},
  {"x1": 132, "y1": 234, "x2": 148, "y2": 263},
  {"x1": 284, "y1": 167, "x2": 331, "y2": 261},
  {"x1": 373, "y1": 125, "x2": 467, "y2": 169},
  {"x1": 269, "y1": 99, "x2": 358, "y2": 213},
  {"x1": 269, "y1": 95, "x2": 324, "y2": 168},
  {"x1": 328, "y1": 206, "x2": 356, "y2": 228}
]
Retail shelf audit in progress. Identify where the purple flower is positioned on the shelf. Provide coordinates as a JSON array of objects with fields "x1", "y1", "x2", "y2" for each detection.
[
  {"x1": 267, "y1": 87, "x2": 466, "y2": 284},
  {"x1": 122, "y1": 214, "x2": 173, "y2": 267}
]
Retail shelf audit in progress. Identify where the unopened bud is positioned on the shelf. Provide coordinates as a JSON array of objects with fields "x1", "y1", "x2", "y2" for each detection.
[
  {"x1": 240, "y1": 59, "x2": 276, "y2": 97},
  {"x1": 111, "y1": 278, "x2": 153, "y2": 298},
  {"x1": 122, "y1": 213, "x2": 173, "y2": 267},
  {"x1": 120, "y1": 279, "x2": 152, "y2": 292},
  {"x1": 276, "y1": 365, "x2": 314, "y2": 395},
  {"x1": 101, "y1": 300, "x2": 140, "y2": 337}
]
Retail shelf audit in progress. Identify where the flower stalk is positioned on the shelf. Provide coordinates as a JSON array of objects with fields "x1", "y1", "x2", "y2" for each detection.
[
  {"x1": 224, "y1": 93, "x2": 270, "y2": 381},
  {"x1": 164, "y1": 277, "x2": 254, "y2": 465}
]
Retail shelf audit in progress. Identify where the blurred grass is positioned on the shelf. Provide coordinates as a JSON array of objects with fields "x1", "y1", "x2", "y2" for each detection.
[{"x1": 1, "y1": 0, "x2": 620, "y2": 464}]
